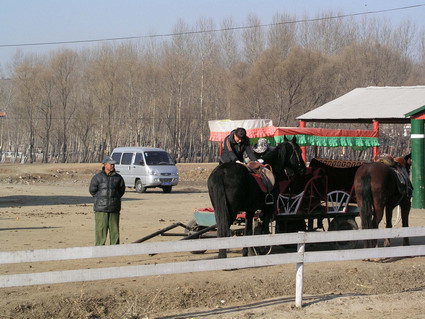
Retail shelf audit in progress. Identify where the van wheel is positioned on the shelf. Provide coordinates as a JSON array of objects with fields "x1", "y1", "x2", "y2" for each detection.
[
  {"x1": 162, "y1": 186, "x2": 172, "y2": 193},
  {"x1": 135, "y1": 180, "x2": 147, "y2": 193}
]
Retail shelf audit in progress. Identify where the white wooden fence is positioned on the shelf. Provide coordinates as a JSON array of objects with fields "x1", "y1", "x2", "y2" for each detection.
[{"x1": 1, "y1": 227, "x2": 425, "y2": 307}]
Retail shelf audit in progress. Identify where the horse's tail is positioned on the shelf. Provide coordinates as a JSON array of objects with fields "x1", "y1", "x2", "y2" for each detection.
[
  {"x1": 208, "y1": 168, "x2": 232, "y2": 239},
  {"x1": 360, "y1": 173, "x2": 373, "y2": 230}
]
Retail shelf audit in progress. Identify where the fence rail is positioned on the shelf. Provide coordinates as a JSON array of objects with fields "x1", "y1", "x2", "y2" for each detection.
[{"x1": 1, "y1": 227, "x2": 425, "y2": 307}]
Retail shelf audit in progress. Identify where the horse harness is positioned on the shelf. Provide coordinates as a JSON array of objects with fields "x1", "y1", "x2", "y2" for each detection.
[
  {"x1": 284, "y1": 141, "x2": 302, "y2": 176},
  {"x1": 236, "y1": 140, "x2": 301, "y2": 205}
]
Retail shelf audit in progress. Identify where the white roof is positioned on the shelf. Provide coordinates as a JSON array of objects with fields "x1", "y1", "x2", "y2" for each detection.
[{"x1": 297, "y1": 86, "x2": 425, "y2": 123}]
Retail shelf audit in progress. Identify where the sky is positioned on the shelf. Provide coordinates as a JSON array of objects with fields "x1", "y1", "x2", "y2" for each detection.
[{"x1": 1, "y1": 0, "x2": 425, "y2": 74}]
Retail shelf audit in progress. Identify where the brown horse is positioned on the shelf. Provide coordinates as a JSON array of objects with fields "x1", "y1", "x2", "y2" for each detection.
[{"x1": 353, "y1": 161, "x2": 411, "y2": 248}]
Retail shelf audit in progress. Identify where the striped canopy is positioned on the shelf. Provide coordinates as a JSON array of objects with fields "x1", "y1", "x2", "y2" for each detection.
[{"x1": 208, "y1": 119, "x2": 379, "y2": 150}]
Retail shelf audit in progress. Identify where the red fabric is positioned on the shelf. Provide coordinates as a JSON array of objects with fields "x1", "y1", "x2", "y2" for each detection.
[
  {"x1": 196, "y1": 207, "x2": 215, "y2": 212},
  {"x1": 250, "y1": 173, "x2": 268, "y2": 193},
  {"x1": 210, "y1": 125, "x2": 378, "y2": 142},
  {"x1": 274, "y1": 127, "x2": 378, "y2": 138},
  {"x1": 279, "y1": 180, "x2": 291, "y2": 193},
  {"x1": 236, "y1": 212, "x2": 246, "y2": 219}
]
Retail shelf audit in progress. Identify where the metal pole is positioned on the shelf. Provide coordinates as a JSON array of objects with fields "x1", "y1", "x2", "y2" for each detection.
[
  {"x1": 299, "y1": 120, "x2": 307, "y2": 163},
  {"x1": 295, "y1": 232, "x2": 305, "y2": 308},
  {"x1": 411, "y1": 119, "x2": 425, "y2": 208},
  {"x1": 132, "y1": 222, "x2": 189, "y2": 243},
  {"x1": 373, "y1": 120, "x2": 379, "y2": 160}
]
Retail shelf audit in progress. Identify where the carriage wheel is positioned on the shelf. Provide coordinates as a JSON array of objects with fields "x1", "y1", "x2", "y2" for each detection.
[
  {"x1": 184, "y1": 219, "x2": 207, "y2": 254},
  {"x1": 328, "y1": 216, "x2": 359, "y2": 250},
  {"x1": 247, "y1": 218, "x2": 273, "y2": 256}
]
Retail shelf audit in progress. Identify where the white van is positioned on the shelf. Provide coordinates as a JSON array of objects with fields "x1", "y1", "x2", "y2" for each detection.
[{"x1": 110, "y1": 147, "x2": 179, "y2": 193}]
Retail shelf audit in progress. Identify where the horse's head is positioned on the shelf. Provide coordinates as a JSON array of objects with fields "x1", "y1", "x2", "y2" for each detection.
[{"x1": 263, "y1": 136, "x2": 306, "y2": 180}]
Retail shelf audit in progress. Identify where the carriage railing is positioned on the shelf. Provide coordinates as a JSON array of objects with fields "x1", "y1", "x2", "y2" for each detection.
[
  {"x1": 309, "y1": 158, "x2": 364, "y2": 204},
  {"x1": 277, "y1": 191, "x2": 305, "y2": 215},
  {"x1": 276, "y1": 175, "x2": 328, "y2": 216},
  {"x1": 276, "y1": 167, "x2": 359, "y2": 217},
  {"x1": 326, "y1": 190, "x2": 352, "y2": 213}
]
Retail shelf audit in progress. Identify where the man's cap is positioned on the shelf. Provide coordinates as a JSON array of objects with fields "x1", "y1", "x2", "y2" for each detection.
[
  {"x1": 102, "y1": 156, "x2": 117, "y2": 164},
  {"x1": 235, "y1": 127, "x2": 247, "y2": 139}
]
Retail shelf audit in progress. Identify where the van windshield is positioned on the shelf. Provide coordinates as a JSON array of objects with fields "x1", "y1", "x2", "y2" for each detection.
[{"x1": 144, "y1": 151, "x2": 174, "y2": 165}]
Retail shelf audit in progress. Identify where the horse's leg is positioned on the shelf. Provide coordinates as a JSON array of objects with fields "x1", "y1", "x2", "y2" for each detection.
[
  {"x1": 356, "y1": 197, "x2": 368, "y2": 248},
  {"x1": 217, "y1": 224, "x2": 231, "y2": 258},
  {"x1": 357, "y1": 174, "x2": 375, "y2": 248},
  {"x1": 215, "y1": 212, "x2": 232, "y2": 259},
  {"x1": 383, "y1": 205, "x2": 394, "y2": 247},
  {"x1": 242, "y1": 211, "x2": 254, "y2": 256},
  {"x1": 261, "y1": 206, "x2": 273, "y2": 235},
  {"x1": 400, "y1": 198, "x2": 411, "y2": 246},
  {"x1": 371, "y1": 197, "x2": 384, "y2": 248}
]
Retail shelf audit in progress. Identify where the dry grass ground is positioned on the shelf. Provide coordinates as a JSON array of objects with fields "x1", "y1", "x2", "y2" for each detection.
[{"x1": 0, "y1": 162, "x2": 424, "y2": 318}]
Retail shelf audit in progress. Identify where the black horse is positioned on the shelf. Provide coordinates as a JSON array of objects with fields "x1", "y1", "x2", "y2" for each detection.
[
  {"x1": 309, "y1": 158, "x2": 362, "y2": 193},
  {"x1": 207, "y1": 136, "x2": 306, "y2": 258},
  {"x1": 353, "y1": 160, "x2": 412, "y2": 248}
]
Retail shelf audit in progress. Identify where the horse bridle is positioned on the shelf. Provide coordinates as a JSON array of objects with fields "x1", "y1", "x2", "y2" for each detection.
[{"x1": 284, "y1": 141, "x2": 303, "y2": 176}]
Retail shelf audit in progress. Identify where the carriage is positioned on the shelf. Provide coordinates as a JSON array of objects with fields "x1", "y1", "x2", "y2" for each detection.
[
  {"x1": 182, "y1": 157, "x2": 363, "y2": 252},
  {"x1": 182, "y1": 120, "x2": 377, "y2": 253},
  {"x1": 135, "y1": 119, "x2": 377, "y2": 253}
]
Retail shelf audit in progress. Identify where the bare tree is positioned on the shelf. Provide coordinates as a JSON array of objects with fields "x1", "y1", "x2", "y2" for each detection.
[
  {"x1": 297, "y1": 11, "x2": 357, "y2": 55},
  {"x1": 3, "y1": 12, "x2": 425, "y2": 163},
  {"x1": 50, "y1": 49, "x2": 78, "y2": 162},
  {"x1": 267, "y1": 12, "x2": 297, "y2": 57},
  {"x1": 219, "y1": 17, "x2": 240, "y2": 68},
  {"x1": 339, "y1": 42, "x2": 413, "y2": 88},
  {"x1": 37, "y1": 63, "x2": 55, "y2": 163},
  {"x1": 391, "y1": 19, "x2": 417, "y2": 59},
  {"x1": 242, "y1": 14, "x2": 265, "y2": 64},
  {"x1": 161, "y1": 20, "x2": 195, "y2": 158},
  {"x1": 11, "y1": 55, "x2": 43, "y2": 163},
  {"x1": 0, "y1": 78, "x2": 14, "y2": 159}
]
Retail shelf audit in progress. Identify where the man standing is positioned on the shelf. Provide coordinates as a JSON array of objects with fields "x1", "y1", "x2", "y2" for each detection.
[
  {"x1": 219, "y1": 127, "x2": 257, "y2": 164},
  {"x1": 89, "y1": 156, "x2": 126, "y2": 245}
]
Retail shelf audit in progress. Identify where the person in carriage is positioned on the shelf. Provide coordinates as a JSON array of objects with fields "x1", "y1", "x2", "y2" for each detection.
[
  {"x1": 219, "y1": 127, "x2": 259, "y2": 164},
  {"x1": 252, "y1": 137, "x2": 275, "y2": 160}
]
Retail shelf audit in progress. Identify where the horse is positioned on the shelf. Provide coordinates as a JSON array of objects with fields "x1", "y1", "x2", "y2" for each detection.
[
  {"x1": 353, "y1": 159, "x2": 412, "y2": 248},
  {"x1": 207, "y1": 136, "x2": 306, "y2": 258},
  {"x1": 309, "y1": 158, "x2": 363, "y2": 194}
]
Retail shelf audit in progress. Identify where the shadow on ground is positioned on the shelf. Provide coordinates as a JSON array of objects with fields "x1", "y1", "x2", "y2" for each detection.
[{"x1": 0, "y1": 195, "x2": 139, "y2": 207}]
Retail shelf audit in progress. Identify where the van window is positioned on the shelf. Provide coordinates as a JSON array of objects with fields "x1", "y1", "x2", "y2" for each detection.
[
  {"x1": 144, "y1": 151, "x2": 174, "y2": 165},
  {"x1": 121, "y1": 153, "x2": 133, "y2": 165},
  {"x1": 111, "y1": 152, "x2": 122, "y2": 163},
  {"x1": 134, "y1": 153, "x2": 144, "y2": 166}
]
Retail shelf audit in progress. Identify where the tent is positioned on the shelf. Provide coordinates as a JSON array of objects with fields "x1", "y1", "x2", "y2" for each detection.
[{"x1": 208, "y1": 119, "x2": 378, "y2": 151}]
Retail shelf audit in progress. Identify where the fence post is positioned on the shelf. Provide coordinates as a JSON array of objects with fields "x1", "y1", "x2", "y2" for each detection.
[{"x1": 295, "y1": 232, "x2": 306, "y2": 308}]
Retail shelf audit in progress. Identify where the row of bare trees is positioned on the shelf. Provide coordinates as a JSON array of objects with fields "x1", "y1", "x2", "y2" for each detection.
[{"x1": 0, "y1": 12, "x2": 424, "y2": 163}]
